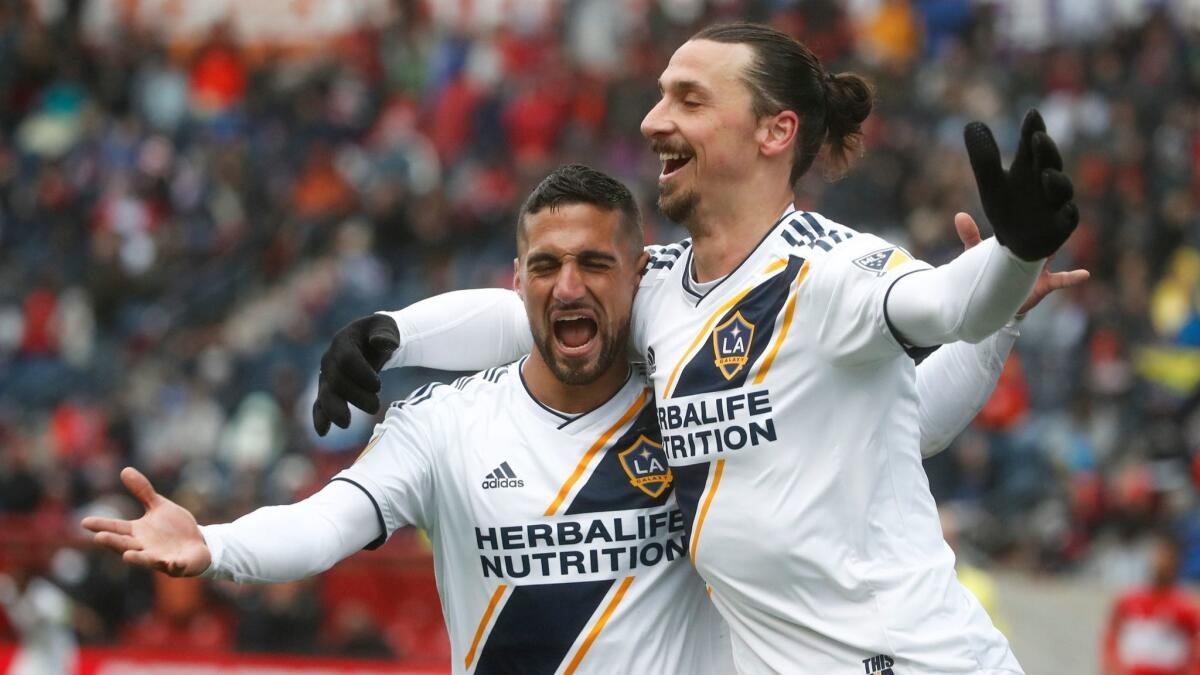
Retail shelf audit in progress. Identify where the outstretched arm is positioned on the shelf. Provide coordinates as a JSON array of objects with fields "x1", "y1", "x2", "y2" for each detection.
[
  {"x1": 82, "y1": 468, "x2": 380, "y2": 582},
  {"x1": 888, "y1": 110, "x2": 1079, "y2": 348},
  {"x1": 916, "y1": 212, "x2": 1088, "y2": 457}
]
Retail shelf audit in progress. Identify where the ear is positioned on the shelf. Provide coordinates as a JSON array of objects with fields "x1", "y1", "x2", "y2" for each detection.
[
  {"x1": 758, "y1": 110, "x2": 799, "y2": 159},
  {"x1": 635, "y1": 249, "x2": 650, "y2": 277},
  {"x1": 512, "y1": 257, "x2": 524, "y2": 299}
]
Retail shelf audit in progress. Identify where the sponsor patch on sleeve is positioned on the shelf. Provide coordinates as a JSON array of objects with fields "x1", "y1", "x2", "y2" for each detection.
[{"x1": 852, "y1": 247, "x2": 913, "y2": 276}]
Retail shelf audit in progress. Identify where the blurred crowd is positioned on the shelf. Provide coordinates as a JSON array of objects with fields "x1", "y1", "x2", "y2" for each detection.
[{"x1": 1, "y1": 0, "x2": 1200, "y2": 660}]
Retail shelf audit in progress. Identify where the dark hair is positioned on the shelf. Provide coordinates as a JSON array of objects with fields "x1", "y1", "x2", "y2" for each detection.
[
  {"x1": 691, "y1": 22, "x2": 874, "y2": 182},
  {"x1": 517, "y1": 164, "x2": 643, "y2": 255}
]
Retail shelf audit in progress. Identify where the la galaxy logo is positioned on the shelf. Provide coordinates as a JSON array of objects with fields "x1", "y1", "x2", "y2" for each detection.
[
  {"x1": 618, "y1": 435, "x2": 673, "y2": 498},
  {"x1": 853, "y1": 247, "x2": 913, "y2": 276},
  {"x1": 712, "y1": 311, "x2": 755, "y2": 380},
  {"x1": 862, "y1": 654, "x2": 896, "y2": 675}
]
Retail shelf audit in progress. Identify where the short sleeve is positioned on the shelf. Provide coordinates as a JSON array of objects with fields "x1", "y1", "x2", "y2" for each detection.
[
  {"x1": 799, "y1": 231, "x2": 932, "y2": 364},
  {"x1": 630, "y1": 240, "x2": 689, "y2": 359},
  {"x1": 333, "y1": 400, "x2": 439, "y2": 542}
]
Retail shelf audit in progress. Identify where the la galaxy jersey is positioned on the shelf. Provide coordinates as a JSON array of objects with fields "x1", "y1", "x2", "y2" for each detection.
[
  {"x1": 632, "y1": 210, "x2": 1023, "y2": 674},
  {"x1": 335, "y1": 359, "x2": 729, "y2": 675}
]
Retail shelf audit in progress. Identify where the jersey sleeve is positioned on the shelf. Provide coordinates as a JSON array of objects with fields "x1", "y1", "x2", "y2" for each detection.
[
  {"x1": 916, "y1": 323, "x2": 1017, "y2": 457},
  {"x1": 380, "y1": 289, "x2": 532, "y2": 371},
  {"x1": 333, "y1": 392, "x2": 444, "y2": 539},
  {"x1": 631, "y1": 240, "x2": 690, "y2": 358},
  {"x1": 798, "y1": 229, "x2": 932, "y2": 364}
]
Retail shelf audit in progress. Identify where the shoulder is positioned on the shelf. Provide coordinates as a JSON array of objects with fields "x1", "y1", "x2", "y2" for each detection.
[
  {"x1": 776, "y1": 212, "x2": 923, "y2": 282},
  {"x1": 385, "y1": 362, "x2": 517, "y2": 421},
  {"x1": 640, "y1": 239, "x2": 691, "y2": 289}
]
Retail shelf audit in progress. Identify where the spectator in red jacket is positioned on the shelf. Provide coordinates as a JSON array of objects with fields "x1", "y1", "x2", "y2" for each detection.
[{"x1": 1105, "y1": 531, "x2": 1200, "y2": 675}]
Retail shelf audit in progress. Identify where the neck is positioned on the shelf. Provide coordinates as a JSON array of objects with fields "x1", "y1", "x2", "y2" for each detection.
[
  {"x1": 521, "y1": 353, "x2": 629, "y2": 415},
  {"x1": 687, "y1": 182, "x2": 794, "y2": 283}
]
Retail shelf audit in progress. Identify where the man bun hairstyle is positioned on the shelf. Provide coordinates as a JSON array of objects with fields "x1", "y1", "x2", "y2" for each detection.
[
  {"x1": 691, "y1": 22, "x2": 874, "y2": 182},
  {"x1": 517, "y1": 164, "x2": 643, "y2": 256}
]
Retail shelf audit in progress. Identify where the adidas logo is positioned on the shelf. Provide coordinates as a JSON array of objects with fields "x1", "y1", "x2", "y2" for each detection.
[{"x1": 481, "y1": 462, "x2": 524, "y2": 489}]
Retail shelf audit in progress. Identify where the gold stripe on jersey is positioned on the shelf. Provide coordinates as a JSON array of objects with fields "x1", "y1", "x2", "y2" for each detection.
[
  {"x1": 544, "y1": 390, "x2": 651, "y2": 517},
  {"x1": 563, "y1": 576, "x2": 636, "y2": 674},
  {"x1": 752, "y1": 260, "x2": 810, "y2": 385},
  {"x1": 764, "y1": 257, "x2": 789, "y2": 274},
  {"x1": 354, "y1": 429, "x2": 387, "y2": 463},
  {"x1": 663, "y1": 288, "x2": 755, "y2": 398},
  {"x1": 690, "y1": 459, "x2": 726, "y2": 561},
  {"x1": 465, "y1": 584, "x2": 508, "y2": 670}
]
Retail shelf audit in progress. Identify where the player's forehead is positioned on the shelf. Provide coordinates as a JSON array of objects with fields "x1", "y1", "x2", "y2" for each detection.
[
  {"x1": 521, "y1": 203, "x2": 625, "y2": 258},
  {"x1": 658, "y1": 40, "x2": 755, "y2": 98}
]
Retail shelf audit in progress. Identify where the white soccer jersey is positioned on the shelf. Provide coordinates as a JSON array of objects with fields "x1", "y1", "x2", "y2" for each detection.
[
  {"x1": 335, "y1": 359, "x2": 729, "y2": 675},
  {"x1": 631, "y1": 209, "x2": 1022, "y2": 674}
]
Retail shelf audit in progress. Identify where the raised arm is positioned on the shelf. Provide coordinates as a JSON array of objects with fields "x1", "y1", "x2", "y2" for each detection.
[
  {"x1": 887, "y1": 110, "x2": 1078, "y2": 348},
  {"x1": 915, "y1": 211, "x2": 1087, "y2": 457},
  {"x1": 313, "y1": 289, "x2": 531, "y2": 434}
]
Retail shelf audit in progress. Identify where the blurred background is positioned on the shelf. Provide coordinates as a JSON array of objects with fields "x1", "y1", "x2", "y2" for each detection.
[{"x1": 0, "y1": 0, "x2": 1198, "y2": 672}]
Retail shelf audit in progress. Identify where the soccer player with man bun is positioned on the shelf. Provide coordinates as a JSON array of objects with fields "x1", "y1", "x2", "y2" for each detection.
[{"x1": 314, "y1": 22, "x2": 1085, "y2": 674}]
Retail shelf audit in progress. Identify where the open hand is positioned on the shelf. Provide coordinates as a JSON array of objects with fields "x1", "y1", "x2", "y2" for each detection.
[
  {"x1": 953, "y1": 212, "x2": 1088, "y2": 316},
  {"x1": 81, "y1": 467, "x2": 211, "y2": 577}
]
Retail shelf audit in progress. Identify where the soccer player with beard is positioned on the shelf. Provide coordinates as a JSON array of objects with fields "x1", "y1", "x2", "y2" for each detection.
[
  {"x1": 82, "y1": 166, "x2": 733, "y2": 675},
  {"x1": 311, "y1": 24, "x2": 1086, "y2": 674}
]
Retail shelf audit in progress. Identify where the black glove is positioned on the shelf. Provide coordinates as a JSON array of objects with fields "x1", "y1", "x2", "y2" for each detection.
[
  {"x1": 312, "y1": 314, "x2": 401, "y2": 436},
  {"x1": 964, "y1": 109, "x2": 1079, "y2": 262}
]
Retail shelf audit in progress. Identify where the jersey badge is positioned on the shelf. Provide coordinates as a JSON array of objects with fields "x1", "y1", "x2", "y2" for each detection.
[
  {"x1": 712, "y1": 311, "x2": 755, "y2": 380},
  {"x1": 618, "y1": 435, "x2": 673, "y2": 498},
  {"x1": 853, "y1": 247, "x2": 912, "y2": 276}
]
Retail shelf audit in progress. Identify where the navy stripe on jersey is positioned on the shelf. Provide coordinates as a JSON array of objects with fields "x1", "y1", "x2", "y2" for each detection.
[
  {"x1": 564, "y1": 404, "x2": 673, "y2": 515},
  {"x1": 669, "y1": 463, "x2": 711, "y2": 545},
  {"x1": 330, "y1": 477, "x2": 387, "y2": 550},
  {"x1": 475, "y1": 579, "x2": 615, "y2": 675},
  {"x1": 671, "y1": 255, "x2": 805, "y2": 398},
  {"x1": 780, "y1": 212, "x2": 853, "y2": 252}
]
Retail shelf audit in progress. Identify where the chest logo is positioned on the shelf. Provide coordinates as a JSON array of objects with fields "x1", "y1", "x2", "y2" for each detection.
[
  {"x1": 618, "y1": 435, "x2": 673, "y2": 498},
  {"x1": 712, "y1": 311, "x2": 755, "y2": 380}
]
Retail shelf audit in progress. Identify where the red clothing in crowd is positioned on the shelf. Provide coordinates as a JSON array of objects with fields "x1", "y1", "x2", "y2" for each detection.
[{"x1": 1105, "y1": 587, "x2": 1200, "y2": 675}]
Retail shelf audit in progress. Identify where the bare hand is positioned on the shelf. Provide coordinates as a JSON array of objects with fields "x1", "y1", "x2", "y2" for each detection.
[
  {"x1": 954, "y1": 212, "x2": 1089, "y2": 316},
  {"x1": 81, "y1": 467, "x2": 211, "y2": 577}
]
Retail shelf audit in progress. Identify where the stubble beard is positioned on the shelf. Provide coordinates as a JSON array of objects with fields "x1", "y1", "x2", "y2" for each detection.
[
  {"x1": 657, "y1": 182, "x2": 700, "y2": 225},
  {"x1": 534, "y1": 319, "x2": 630, "y2": 386}
]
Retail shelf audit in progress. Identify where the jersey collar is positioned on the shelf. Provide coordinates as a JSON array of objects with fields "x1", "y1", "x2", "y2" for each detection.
[
  {"x1": 514, "y1": 356, "x2": 644, "y2": 435},
  {"x1": 681, "y1": 203, "x2": 798, "y2": 306}
]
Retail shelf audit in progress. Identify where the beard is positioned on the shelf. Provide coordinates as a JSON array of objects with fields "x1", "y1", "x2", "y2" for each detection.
[
  {"x1": 532, "y1": 318, "x2": 630, "y2": 386},
  {"x1": 657, "y1": 182, "x2": 700, "y2": 225}
]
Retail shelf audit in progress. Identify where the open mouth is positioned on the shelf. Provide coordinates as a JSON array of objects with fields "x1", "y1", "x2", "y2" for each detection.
[
  {"x1": 659, "y1": 151, "x2": 694, "y2": 179},
  {"x1": 552, "y1": 313, "x2": 599, "y2": 356}
]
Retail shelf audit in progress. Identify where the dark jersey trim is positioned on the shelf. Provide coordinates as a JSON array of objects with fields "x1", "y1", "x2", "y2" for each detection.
[
  {"x1": 330, "y1": 477, "x2": 387, "y2": 550},
  {"x1": 681, "y1": 208, "x2": 798, "y2": 306},
  {"x1": 883, "y1": 269, "x2": 941, "y2": 362},
  {"x1": 516, "y1": 356, "x2": 636, "y2": 431}
]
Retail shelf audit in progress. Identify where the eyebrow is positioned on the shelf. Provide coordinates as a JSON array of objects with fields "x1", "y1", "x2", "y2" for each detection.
[
  {"x1": 658, "y1": 78, "x2": 712, "y2": 98},
  {"x1": 525, "y1": 250, "x2": 619, "y2": 266}
]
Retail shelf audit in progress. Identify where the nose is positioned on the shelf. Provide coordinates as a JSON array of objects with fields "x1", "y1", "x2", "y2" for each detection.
[
  {"x1": 641, "y1": 97, "x2": 671, "y2": 139},
  {"x1": 553, "y1": 261, "x2": 586, "y2": 303}
]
